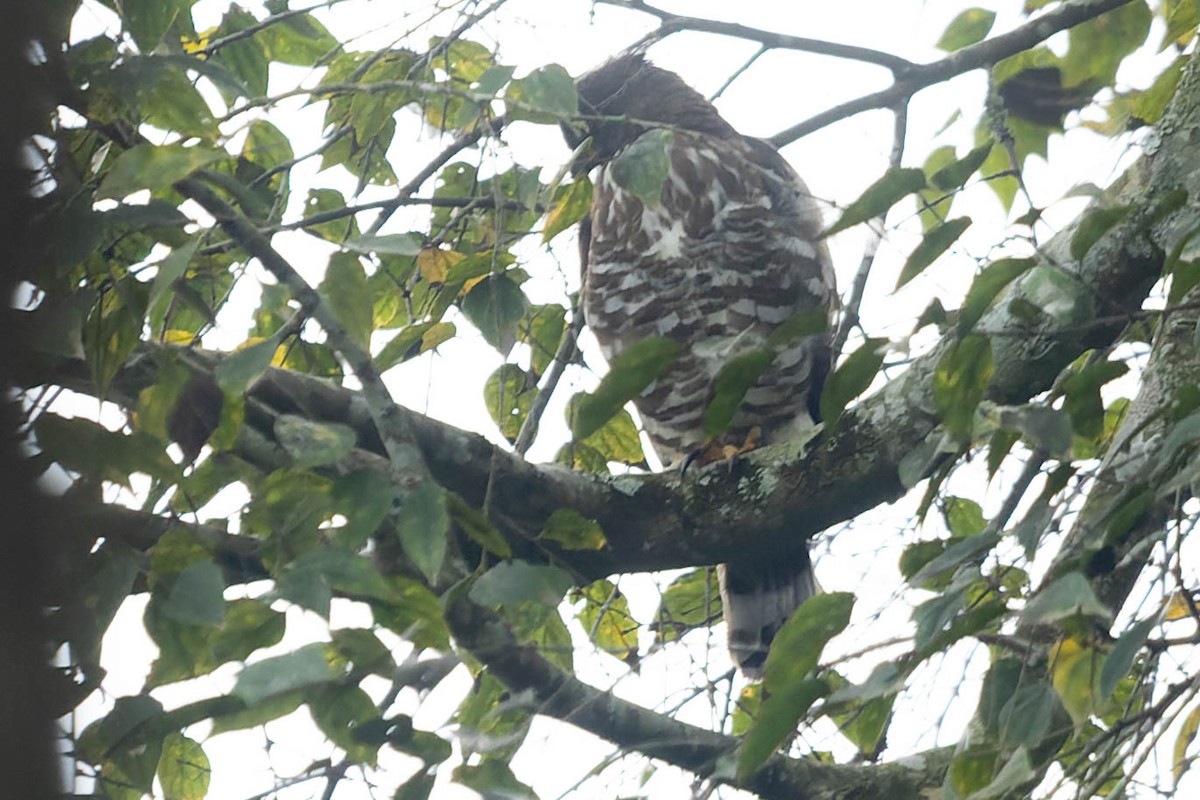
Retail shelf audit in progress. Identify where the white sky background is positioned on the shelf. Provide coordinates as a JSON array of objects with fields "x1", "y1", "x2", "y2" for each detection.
[{"x1": 60, "y1": 0, "x2": 1199, "y2": 798}]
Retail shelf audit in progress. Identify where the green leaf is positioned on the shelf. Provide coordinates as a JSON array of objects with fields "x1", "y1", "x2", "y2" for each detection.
[
  {"x1": 1175, "y1": 705, "x2": 1200, "y2": 783},
  {"x1": 1062, "y1": 0, "x2": 1153, "y2": 87},
  {"x1": 909, "y1": 532, "x2": 1000, "y2": 588},
  {"x1": 936, "y1": 8, "x2": 996, "y2": 51},
  {"x1": 542, "y1": 177, "x2": 593, "y2": 242},
  {"x1": 999, "y1": 405, "x2": 1073, "y2": 456},
  {"x1": 233, "y1": 643, "x2": 340, "y2": 706},
  {"x1": 161, "y1": 562, "x2": 226, "y2": 627},
  {"x1": 505, "y1": 63, "x2": 578, "y2": 123},
  {"x1": 461, "y1": 273, "x2": 530, "y2": 354},
  {"x1": 211, "y1": 690, "x2": 305, "y2": 735},
  {"x1": 145, "y1": 599, "x2": 284, "y2": 688},
  {"x1": 469, "y1": 560, "x2": 574, "y2": 607},
  {"x1": 609, "y1": 129, "x2": 673, "y2": 205},
  {"x1": 896, "y1": 217, "x2": 971, "y2": 289},
  {"x1": 214, "y1": 338, "x2": 278, "y2": 395},
  {"x1": 78, "y1": 694, "x2": 164, "y2": 763},
  {"x1": 958, "y1": 257, "x2": 1036, "y2": 333},
  {"x1": 570, "y1": 336, "x2": 681, "y2": 440},
  {"x1": 824, "y1": 167, "x2": 926, "y2": 236},
  {"x1": 1070, "y1": 205, "x2": 1134, "y2": 260},
  {"x1": 930, "y1": 142, "x2": 994, "y2": 192},
  {"x1": 737, "y1": 678, "x2": 829, "y2": 780},
  {"x1": 320, "y1": 252, "x2": 373, "y2": 350},
  {"x1": 702, "y1": 348, "x2": 775, "y2": 436},
  {"x1": 972, "y1": 748, "x2": 1035, "y2": 800},
  {"x1": 396, "y1": 482, "x2": 450, "y2": 584},
  {"x1": 273, "y1": 414, "x2": 357, "y2": 467},
  {"x1": 819, "y1": 338, "x2": 886, "y2": 428},
  {"x1": 739, "y1": 593, "x2": 853, "y2": 779},
  {"x1": 944, "y1": 496, "x2": 987, "y2": 538},
  {"x1": 344, "y1": 233, "x2": 424, "y2": 256},
  {"x1": 332, "y1": 469, "x2": 399, "y2": 549},
  {"x1": 454, "y1": 762, "x2": 537, "y2": 800},
  {"x1": 124, "y1": 0, "x2": 186, "y2": 51},
  {"x1": 442, "y1": 493, "x2": 512, "y2": 559},
  {"x1": 375, "y1": 321, "x2": 457, "y2": 371},
  {"x1": 934, "y1": 334, "x2": 993, "y2": 442},
  {"x1": 148, "y1": 239, "x2": 201, "y2": 325},
  {"x1": 157, "y1": 733, "x2": 210, "y2": 800},
  {"x1": 1100, "y1": 617, "x2": 1154, "y2": 700},
  {"x1": 1021, "y1": 572, "x2": 1112, "y2": 625},
  {"x1": 309, "y1": 684, "x2": 381, "y2": 764},
  {"x1": 97, "y1": 144, "x2": 224, "y2": 200},
  {"x1": 763, "y1": 592, "x2": 855, "y2": 692},
  {"x1": 652, "y1": 568, "x2": 721, "y2": 644},
  {"x1": 259, "y1": 12, "x2": 338, "y2": 64},
  {"x1": 541, "y1": 508, "x2": 607, "y2": 551}
]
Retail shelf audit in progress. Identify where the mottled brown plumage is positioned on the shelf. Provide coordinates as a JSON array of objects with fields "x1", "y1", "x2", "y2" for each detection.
[{"x1": 568, "y1": 54, "x2": 837, "y2": 676}]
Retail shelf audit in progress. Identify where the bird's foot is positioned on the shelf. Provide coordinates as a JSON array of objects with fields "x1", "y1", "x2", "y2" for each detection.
[{"x1": 680, "y1": 427, "x2": 762, "y2": 476}]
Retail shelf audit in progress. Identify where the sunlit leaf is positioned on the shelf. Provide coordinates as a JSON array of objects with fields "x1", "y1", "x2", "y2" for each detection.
[
  {"x1": 541, "y1": 508, "x2": 607, "y2": 551},
  {"x1": 542, "y1": 177, "x2": 593, "y2": 242},
  {"x1": 652, "y1": 568, "x2": 721, "y2": 644},
  {"x1": 1049, "y1": 636, "x2": 1102, "y2": 725},
  {"x1": 157, "y1": 733, "x2": 210, "y2": 800},
  {"x1": 936, "y1": 8, "x2": 996, "y2": 52}
]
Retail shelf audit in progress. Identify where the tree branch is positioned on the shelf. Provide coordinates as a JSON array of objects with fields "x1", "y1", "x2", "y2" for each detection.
[
  {"x1": 444, "y1": 593, "x2": 955, "y2": 799},
  {"x1": 768, "y1": 0, "x2": 1136, "y2": 145}
]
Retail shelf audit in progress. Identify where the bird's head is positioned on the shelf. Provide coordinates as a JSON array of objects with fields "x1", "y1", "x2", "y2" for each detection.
[{"x1": 562, "y1": 53, "x2": 735, "y2": 174}]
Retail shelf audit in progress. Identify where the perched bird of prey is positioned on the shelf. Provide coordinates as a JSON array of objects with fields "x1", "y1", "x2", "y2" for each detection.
[{"x1": 564, "y1": 54, "x2": 838, "y2": 676}]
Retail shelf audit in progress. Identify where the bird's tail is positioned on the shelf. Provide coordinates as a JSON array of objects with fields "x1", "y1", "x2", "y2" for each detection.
[{"x1": 719, "y1": 547, "x2": 817, "y2": 678}]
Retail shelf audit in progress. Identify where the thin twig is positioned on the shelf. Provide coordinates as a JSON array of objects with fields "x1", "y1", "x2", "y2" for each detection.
[
  {"x1": 368, "y1": 117, "x2": 504, "y2": 235},
  {"x1": 710, "y1": 45, "x2": 768, "y2": 102},
  {"x1": 603, "y1": 0, "x2": 913, "y2": 72},
  {"x1": 831, "y1": 101, "x2": 908, "y2": 362},
  {"x1": 513, "y1": 307, "x2": 585, "y2": 456}
]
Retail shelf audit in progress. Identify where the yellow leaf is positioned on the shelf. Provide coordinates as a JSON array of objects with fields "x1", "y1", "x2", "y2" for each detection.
[
  {"x1": 163, "y1": 329, "x2": 196, "y2": 344},
  {"x1": 181, "y1": 29, "x2": 214, "y2": 56},
  {"x1": 1175, "y1": 705, "x2": 1200, "y2": 783},
  {"x1": 417, "y1": 248, "x2": 464, "y2": 284},
  {"x1": 1049, "y1": 636, "x2": 1102, "y2": 726},
  {"x1": 1165, "y1": 590, "x2": 1196, "y2": 621}
]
